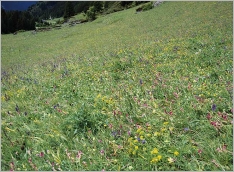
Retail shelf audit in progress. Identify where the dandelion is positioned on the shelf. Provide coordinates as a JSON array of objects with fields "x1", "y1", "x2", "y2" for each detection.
[
  {"x1": 174, "y1": 151, "x2": 179, "y2": 156},
  {"x1": 154, "y1": 132, "x2": 160, "y2": 136},
  {"x1": 151, "y1": 148, "x2": 158, "y2": 154},
  {"x1": 146, "y1": 133, "x2": 151, "y2": 137},
  {"x1": 150, "y1": 155, "x2": 162, "y2": 163},
  {"x1": 136, "y1": 128, "x2": 142, "y2": 133}
]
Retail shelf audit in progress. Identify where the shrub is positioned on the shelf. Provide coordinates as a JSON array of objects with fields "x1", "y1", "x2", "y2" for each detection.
[{"x1": 136, "y1": 2, "x2": 153, "y2": 12}]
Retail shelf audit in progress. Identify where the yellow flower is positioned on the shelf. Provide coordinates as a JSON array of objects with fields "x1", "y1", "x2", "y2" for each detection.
[
  {"x1": 136, "y1": 128, "x2": 142, "y2": 133},
  {"x1": 174, "y1": 151, "x2": 179, "y2": 156},
  {"x1": 161, "y1": 128, "x2": 166, "y2": 132},
  {"x1": 128, "y1": 137, "x2": 133, "y2": 142},
  {"x1": 157, "y1": 155, "x2": 162, "y2": 160},
  {"x1": 140, "y1": 136, "x2": 144, "y2": 140},
  {"x1": 151, "y1": 148, "x2": 158, "y2": 154},
  {"x1": 139, "y1": 131, "x2": 144, "y2": 135},
  {"x1": 163, "y1": 122, "x2": 169, "y2": 125},
  {"x1": 154, "y1": 132, "x2": 160, "y2": 136},
  {"x1": 146, "y1": 134, "x2": 151, "y2": 137},
  {"x1": 168, "y1": 157, "x2": 174, "y2": 163},
  {"x1": 135, "y1": 146, "x2": 138, "y2": 150},
  {"x1": 150, "y1": 155, "x2": 162, "y2": 163}
]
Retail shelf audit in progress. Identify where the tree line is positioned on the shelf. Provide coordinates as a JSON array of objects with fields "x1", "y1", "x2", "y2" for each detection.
[{"x1": 1, "y1": 8, "x2": 38, "y2": 34}]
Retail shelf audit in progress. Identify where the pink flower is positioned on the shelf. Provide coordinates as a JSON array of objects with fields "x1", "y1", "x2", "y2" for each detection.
[
  {"x1": 109, "y1": 123, "x2": 113, "y2": 129},
  {"x1": 77, "y1": 151, "x2": 83, "y2": 159},
  {"x1": 198, "y1": 149, "x2": 202, "y2": 154},
  {"x1": 100, "y1": 150, "x2": 104, "y2": 155},
  {"x1": 40, "y1": 152, "x2": 44, "y2": 157},
  {"x1": 207, "y1": 113, "x2": 212, "y2": 120}
]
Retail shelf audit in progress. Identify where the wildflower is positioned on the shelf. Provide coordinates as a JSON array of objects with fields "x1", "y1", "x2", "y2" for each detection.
[
  {"x1": 184, "y1": 127, "x2": 189, "y2": 131},
  {"x1": 134, "y1": 140, "x2": 138, "y2": 143},
  {"x1": 100, "y1": 150, "x2": 104, "y2": 156},
  {"x1": 163, "y1": 122, "x2": 169, "y2": 125},
  {"x1": 127, "y1": 130, "x2": 131, "y2": 136},
  {"x1": 151, "y1": 155, "x2": 162, "y2": 163},
  {"x1": 136, "y1": 128, "x2": 142, "y2": 133},
  {"x1": 222, "y1": 114, "x2": 228, "y2": 121},
  {"x1": 154, "y1": 132, "x2": 160, "y2": 136},
  {"x1": 207, "y1": 113, "x2": 212, "y2": 120},
  {"x1": 109, "y1": 123, "x2": 113, "y2": 129},
  {"x1": 161, "y1": 128, "x2": 166, "y2": 132},
  {"x1": 146, "y1": 133, "x2": 151, "y2": 137},
  {"x1": 139, "y1": 131, "x2": 144, "y2": 135},
  {"x1": 212, "y1": 104, "x2": 216, "y2": 111},
  {"x1": 174, "y1": 151, "x2": 179, "y2": 156},
  {"x1": 198, "y1": 149, "x2": 202, "y2": 154},
  {"x1": 140, "y1": 136, "x2": 144, "y2": 140},
  {"x1": 151, "y1": 148, "x2": 158, "y2": 154},
  {"x1": 111, "y1": 131, "x2": 117, "y2": 137},
  {"x1": 168, "y1": 157, "x2": 174, "y2": 163},
  {"x1": 77, "y1": 151, "x2": 83, "y2": 159},
  {"x1": 140, "y1": 79, "x2": 143, "y2": 85},
  {"x1": 128, "y1": 166, "x2": 133, "y2": 170},
  {"x1": 40, "y1": 152, "x2": 44, "y2": 157},
  {"x1": 142, "y1": 140, "x2": 146, "y2": 144}
]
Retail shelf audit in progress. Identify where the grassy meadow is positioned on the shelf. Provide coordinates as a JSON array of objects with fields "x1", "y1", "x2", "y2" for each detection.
[{"x1": 1, "y1": 1, "x2": 233, "y2": 171}]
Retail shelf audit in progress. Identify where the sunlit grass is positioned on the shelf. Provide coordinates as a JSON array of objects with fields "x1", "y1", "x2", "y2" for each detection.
[{"x1": 1, "y1": 1, "x2": 233, "y2": 171}]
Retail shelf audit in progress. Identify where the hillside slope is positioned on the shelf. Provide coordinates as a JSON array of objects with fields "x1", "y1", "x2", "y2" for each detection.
[{"x1": 1, "y1": 2, "x2": 233, "y2": 171}]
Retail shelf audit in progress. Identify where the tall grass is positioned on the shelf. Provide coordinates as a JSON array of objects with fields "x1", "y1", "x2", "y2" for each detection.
[{"x1": 1, "y1": 1, "x2": 233, "y2": 171}]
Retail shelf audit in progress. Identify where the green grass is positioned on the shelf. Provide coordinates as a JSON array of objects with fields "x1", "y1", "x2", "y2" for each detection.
[{"x1": 1, "y1": 1, "x2": 233, "y2": 171}]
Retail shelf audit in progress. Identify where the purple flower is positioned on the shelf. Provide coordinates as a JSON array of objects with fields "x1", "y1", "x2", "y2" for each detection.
[
  {"x1": 127, "y1": 130, "x2": 131, "y2": 136},
  {"x1": 140, "y1": 79, "x2": 143, "y2": 85},
  {"x1": 137, "y1": 137, "x2": 141, "y2": 142},
  {"x1": 142, "y1": 140, "x2": 146, "y2": 144},
  {"x1": 212, "y1": 104, "x2": 216, "y2": 111},
  {"x1": 111, "y1": 131, "x2": 117, "y2": 137},
  {"x1": 184, "y1": 127, "x2": 189, "y2": 131}
]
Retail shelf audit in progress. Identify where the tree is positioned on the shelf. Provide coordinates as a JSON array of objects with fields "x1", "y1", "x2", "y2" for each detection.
[
  {"x1": 86, "y1": 6, "x2": 96, "y2": 21},
  {"x1": 93, "y1": 1, "x2": 103, "y2": 12},
  {"x1": 64, "y1": 1, "x2": 75, "y2": 19}
]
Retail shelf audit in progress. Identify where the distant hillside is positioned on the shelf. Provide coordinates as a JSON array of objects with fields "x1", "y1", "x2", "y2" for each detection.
[
  {"x1": 27, "y1": 1, "x2": 148, "y2": 20},
  {"x1": 1, "y1": 1, "x2": 147, "y2": 34}
]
